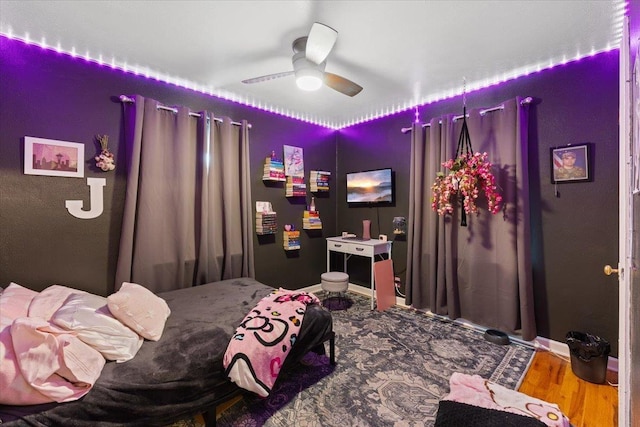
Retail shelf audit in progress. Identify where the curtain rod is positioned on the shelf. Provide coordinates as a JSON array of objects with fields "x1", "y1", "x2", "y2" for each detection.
[
  {"x1": 400, "y1": 96, "x2": 533, "y2": 134},
  {"x1": 119, "y1": 95, "x2": 251, "y2": 128}
]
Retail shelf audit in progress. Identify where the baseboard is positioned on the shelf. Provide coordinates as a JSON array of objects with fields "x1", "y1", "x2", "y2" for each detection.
[
  {"x1": 344, "y1": 282, "x2": 374, "y2": 297},
  {"x1": 304, "y1": 284, "x2": 324, "y2": 294},
  {"x1": 301, "y1": 283, "x2": 618, "y2": 373},
  {"x1": 532, "y1": 336, "x2": 618, "y2": 373}
]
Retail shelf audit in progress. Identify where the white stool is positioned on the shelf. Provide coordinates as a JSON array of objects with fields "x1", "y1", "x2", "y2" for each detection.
[{"x1": 321, "y1": 272, "x2": 349, "y2": 306}]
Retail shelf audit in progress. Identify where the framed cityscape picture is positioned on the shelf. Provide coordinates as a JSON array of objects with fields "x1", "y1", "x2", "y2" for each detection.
[
  {"x1": 550, "y1": 144, "x2": 590, "y2": 184},
  {"x1": 24, "y1": 136, "x2": 85, "y2": 178}
]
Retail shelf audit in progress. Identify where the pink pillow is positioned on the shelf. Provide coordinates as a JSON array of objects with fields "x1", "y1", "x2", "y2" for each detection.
[{"x1": 107, "y1": 282, "x2": 171, "y2": 341}]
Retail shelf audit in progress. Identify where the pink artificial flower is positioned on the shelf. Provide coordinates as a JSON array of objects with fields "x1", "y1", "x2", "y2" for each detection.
[{"x1": 431, "y1": 152, "x2": 502, "y2": 217}]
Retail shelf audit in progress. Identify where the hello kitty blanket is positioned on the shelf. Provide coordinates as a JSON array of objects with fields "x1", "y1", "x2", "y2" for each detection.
[
  {"x1": 223, "y1": 288, "x2": 320, "y2": 397},
  {"x1": 441, "y1": 372, "x2": 571, "y2": 427}
]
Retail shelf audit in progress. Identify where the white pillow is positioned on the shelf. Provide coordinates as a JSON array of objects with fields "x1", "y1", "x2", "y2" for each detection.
[
  {"x1": 107, "y1": 282, "x2": 171, "y2": 341},
  {"x1": 51, "y1": 293, "x2": 143, "y2": 363}
]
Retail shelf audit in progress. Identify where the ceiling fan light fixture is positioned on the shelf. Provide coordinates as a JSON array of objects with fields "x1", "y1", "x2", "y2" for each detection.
[
  {"x1": 293, "y1": 51, "x2": 325, "y2": 91},
  {"x1": 243, "y1": 24, "x2": 362, "y2": 97},
  {"x1": 296, "y1": 68, "x2": 323, "y2": 91}
]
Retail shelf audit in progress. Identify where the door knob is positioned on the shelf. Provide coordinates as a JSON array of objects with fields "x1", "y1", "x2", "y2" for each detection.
[{"x1": 603, "y1": 265, "x2": 619, "y2": 276}]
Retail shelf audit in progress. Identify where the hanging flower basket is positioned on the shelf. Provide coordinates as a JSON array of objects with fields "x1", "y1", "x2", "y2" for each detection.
[
  {"x1": 95, "y1": 134, "x2": 115, "y2": 172},
  {"x1": 430, "y1": 104, "x2": 502, "y2": 225},
  {"x1": 431, "y1": 151, "x2": 502, "y2": 217}
]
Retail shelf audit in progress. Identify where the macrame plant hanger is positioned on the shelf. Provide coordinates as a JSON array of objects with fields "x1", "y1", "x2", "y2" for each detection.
[{"x1": 455, "y1": 79, "x2": 474, "y2": 226}]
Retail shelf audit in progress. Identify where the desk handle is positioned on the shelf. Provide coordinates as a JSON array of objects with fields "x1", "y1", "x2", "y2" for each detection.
[
  {"x1": 334, "y1": 244, "x2": 342, "y2": 248},
  {"x1": 356, "y1": 247, "x2": 364, "y2": 251}
]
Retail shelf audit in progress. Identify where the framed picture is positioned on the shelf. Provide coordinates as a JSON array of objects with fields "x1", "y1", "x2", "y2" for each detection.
[
  {"x1": 550, "y1": 144, "x2": 590, "y2": 184},
  {"x1": 283, "y1": 145, "x2": 304, "y2": 177},
  {"x1": 24, "y1": 136, "x2": 85, "y2": 178}
]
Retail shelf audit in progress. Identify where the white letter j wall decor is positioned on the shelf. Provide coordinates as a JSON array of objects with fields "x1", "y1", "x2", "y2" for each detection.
[{"x1": 66, "y1": 177, "x2": 106, "y2": 219}]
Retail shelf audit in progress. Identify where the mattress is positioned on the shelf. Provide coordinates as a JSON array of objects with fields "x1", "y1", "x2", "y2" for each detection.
[{"x1": 0, "y1": 278, "x2": 333, "y2": 426}]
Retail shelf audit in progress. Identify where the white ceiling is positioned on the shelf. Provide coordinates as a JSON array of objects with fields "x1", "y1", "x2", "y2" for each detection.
[{"x1": 0, "y1": 0, "x2": 625, "y2": 128}]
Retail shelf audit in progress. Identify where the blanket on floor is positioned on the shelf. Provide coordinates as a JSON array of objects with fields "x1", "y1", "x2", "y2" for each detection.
[
  {"x1": 442, "y1": 372, "x2": 570, "y2": 427},
  {"x1": 223, "y1": 288, "x2": 320, "y2": 397}
]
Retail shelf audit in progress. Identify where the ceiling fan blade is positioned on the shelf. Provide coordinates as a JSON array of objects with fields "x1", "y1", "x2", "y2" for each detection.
[
  {"x1": 242, "y1": 71, "x2": 294, "y2": 84},
  {"x1": 324, "y1": 72, "x2": 363, "y2": 97},
  {"x1": 306, "y1": 22, "x2": 338, "y2": 64}
]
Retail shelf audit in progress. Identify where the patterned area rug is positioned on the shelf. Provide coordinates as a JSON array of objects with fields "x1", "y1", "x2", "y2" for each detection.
[{"x1": 215, "y1": 292, "x2": 534, "y2": 427}]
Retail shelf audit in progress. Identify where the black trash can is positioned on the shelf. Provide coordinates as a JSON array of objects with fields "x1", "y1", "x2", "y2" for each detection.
[{"x1": 565, "y1": 331, "x2": 610, "y2": 384}]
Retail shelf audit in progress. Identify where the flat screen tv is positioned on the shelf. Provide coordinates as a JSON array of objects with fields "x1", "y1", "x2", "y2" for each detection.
[{"x1": 346, "y1": 168, "x2": 394, "y2": 206}]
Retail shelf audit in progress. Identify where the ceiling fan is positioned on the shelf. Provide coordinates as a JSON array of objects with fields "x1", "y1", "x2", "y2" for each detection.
[{"x1": 241, "y1": 22, "x2": 363, "y2": 97}]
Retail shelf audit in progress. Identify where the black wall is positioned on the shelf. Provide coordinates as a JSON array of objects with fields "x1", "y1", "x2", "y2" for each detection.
[
  {"x1": 0, "y1": 38, "x2": 336, "y2": 295},
  {"x1": 335, "y1": 51, "x2": 620, "y2": 355},
  {"x1": 0, "y1": 37, "x2": 620, "y2": 355}
]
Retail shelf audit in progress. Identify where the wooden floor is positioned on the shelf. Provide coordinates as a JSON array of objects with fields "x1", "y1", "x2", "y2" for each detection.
[{"x1": 518, "y1": 350, "x2": 618, "y2": 427}]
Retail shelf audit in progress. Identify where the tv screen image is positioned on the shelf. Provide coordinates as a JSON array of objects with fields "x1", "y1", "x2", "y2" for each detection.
[{"x1": 346, "y1": 168, "x2": 394, "y2": 204}]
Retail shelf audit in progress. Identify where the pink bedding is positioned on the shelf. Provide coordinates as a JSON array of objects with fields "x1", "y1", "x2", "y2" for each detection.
[
  {"x1": 1, "y1": 283, "x2": 105, "y2": 405},
  {"x1": 444, "y1": 372, "x2": 570, "y2": 427},
  {"x1": 0, "y1": 283, "x2": 50, "y2": 405},
  {"x1": 10, "y1": 317, "x2": 105, "y2": 403},
  {"x1": 223, "y1": 288, "x2": 320, "y2": 397}
]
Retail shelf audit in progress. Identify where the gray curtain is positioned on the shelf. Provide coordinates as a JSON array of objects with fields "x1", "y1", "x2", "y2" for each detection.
[
  {"x1": 197, "y1": 116, "x2": 255, "y2": 282},
  {"x1": 406, "y1": 97, "x2": 536, "y2": 341},
  {"x1": 115, "y1": 95, "x2": 254, "y2": 293}
]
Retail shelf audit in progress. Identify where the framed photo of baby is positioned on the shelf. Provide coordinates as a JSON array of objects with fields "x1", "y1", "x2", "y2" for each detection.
[{"x1": 550, "y1": 144, "x2": 590, "y2": 184}]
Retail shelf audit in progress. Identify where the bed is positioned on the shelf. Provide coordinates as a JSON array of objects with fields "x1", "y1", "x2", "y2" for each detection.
[{"x1": 0, "y1": 277, "x2": 335, "y2": 426}]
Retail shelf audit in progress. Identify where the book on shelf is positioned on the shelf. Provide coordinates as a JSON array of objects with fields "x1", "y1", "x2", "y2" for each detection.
[
  {"x1": 256, "y1": 213, "x2": 277, "y2": 220},
  {"x1": 309, "y1": 170, "x2": 331, "y2": 192},
  {"x1": 256, "y1": 220, "x2": 277, "y2": 233},
  {"x1": 263, "y1": 157, "x2": 286, "y2": 181},
  {"x1": 283, "y1": 230, "x2": 301, "y2": 250},
  {"x1": 302, "y1": 220, "x2": 322, "y2": 229},
  {"x1": 256, "y1": 228, "x2": 277, "y2": 234},
  {"x1": 255, "y1": 201, "x2": 277, "y2": 234},
  {"x1": 302, "y1": 210, "x2": 322, "y2": 229},
  {"x1": 285, "y1": 176, "x2": 307, "y2": 197}
]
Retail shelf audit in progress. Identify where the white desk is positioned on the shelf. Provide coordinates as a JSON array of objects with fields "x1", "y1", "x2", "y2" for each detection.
[{"x1": 326, "y1": 236, "x2": 392, "y2": 309}]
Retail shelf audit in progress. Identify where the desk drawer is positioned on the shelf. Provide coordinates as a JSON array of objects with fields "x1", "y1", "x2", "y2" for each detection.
[{"x1": 328, "y1": 241, "x2": 374, "y2": 256}]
